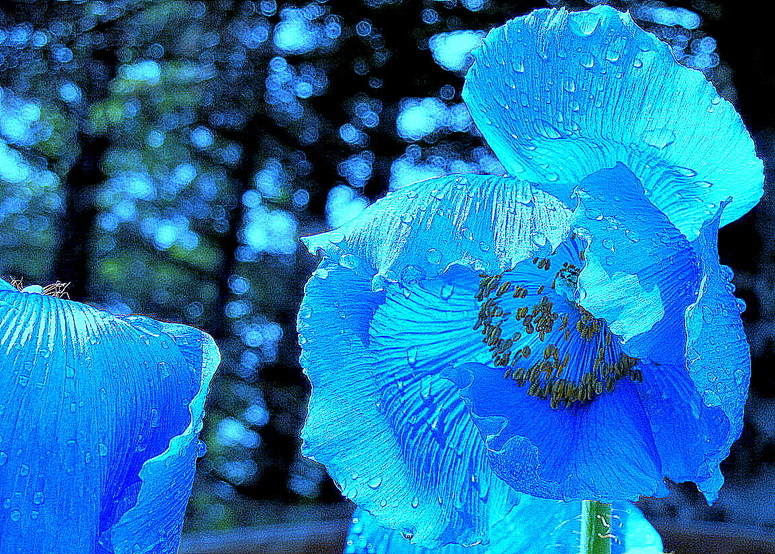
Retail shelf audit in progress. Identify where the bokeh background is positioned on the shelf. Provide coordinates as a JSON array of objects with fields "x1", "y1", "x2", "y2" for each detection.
[{"x1": 0, "y1": 0, "x2": 772, "y2": 552}]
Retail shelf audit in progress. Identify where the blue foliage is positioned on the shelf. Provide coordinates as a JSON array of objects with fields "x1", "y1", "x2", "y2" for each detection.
[
  {"x1": 298, "y1": 5, "x2": 762, "y2": 550},
  {"x1": 0, "y1": 284, "x2": 219, "y2": 553}
]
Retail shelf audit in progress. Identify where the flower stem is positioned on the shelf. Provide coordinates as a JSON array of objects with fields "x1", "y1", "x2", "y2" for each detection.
[{"x1": 580, "y1": 500, "x2": 612, "y2": 554}]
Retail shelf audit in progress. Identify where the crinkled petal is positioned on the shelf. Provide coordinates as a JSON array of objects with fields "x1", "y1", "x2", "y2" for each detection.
[
  {"x1": 345, "y1": 501, "x2": 664, "y2": 554},
  {"x1": 102, "y1": 319, "x2": 219, "y2": 553},
  {"x1": 302, "y1": 174, "x2": 572, "y2": 282},
  {"x1": 446, "y1": 361, "x2": 667, "y2": 501},
  {"x1": 683, "y1": 203, "x2": 750, "y2": 500},
  {"x1": 463, "y1": 6, "x2": 763, "y2": 238},
  {"x1": 0, "y1": 289, "x2": 218, "y2": 554},
  {"x1": 572, "y1": 164, "x2": 699, "y2": 366},
  {"x1": 636, "y1": 360, "x2": 730, "y2": 503},
  {"x1": 300, "y1": 262, "x2": 517, "y2": 547}
]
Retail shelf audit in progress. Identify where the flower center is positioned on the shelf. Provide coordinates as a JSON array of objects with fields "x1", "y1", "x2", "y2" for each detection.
[{"x1": 473, "y1": 242, "x2": 641, "y2": 409}]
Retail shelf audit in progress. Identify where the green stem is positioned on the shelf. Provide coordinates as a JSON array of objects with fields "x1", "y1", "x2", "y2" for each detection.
[{"x1": 580, "y1": 500, "x2": 612, "y2": 554}]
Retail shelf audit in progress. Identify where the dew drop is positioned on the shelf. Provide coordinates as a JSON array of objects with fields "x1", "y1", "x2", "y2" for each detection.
[
  {"x1": 33, "y1": 492, "x2": 44, "y2": 505},
  {"x1": 562, "y1": 78, "x2": 576, "y2": 93},
  {"x1": 313, "y1": 267, "x2": 329, "y2": 280},
  {"x1": 367, "y1": 476, "x2": 383, "y2": 489},
  {"x1": 65, "y1": 365, "x2": 75, "y2": 379},
  {"x1": 0, "y1": 452, "x2": 7, "y2": 466},
  {"x1": 697, "y1": 181, "x2": 713, "y2": 188},
  {"x1": 10, "y1": 510, "x2": 20, "y2": 522},
  {"x1": 585, "y1": 207, "x2": 603, "y2": 221},
  {"x1": 406, "y1": 346, "x2": 418, "y2": 367},
  {"x1": 633, "y1": 57, "x2": 644, "y2": 68},
  {"x1": 425, "y1": 249, "x2": 442, "y2": 265},
  {"x1": 430, "y1": 189, "x2": 445, "y2": 200},
  {"x1": 298, "y1": 306, "x2": 312, "y2": 319},
  {"x1": 642, "y1": 128, "x2": 676, "y2": 150},
  {"x1": 601, "y1": 238, "x2": 614, "y2": 251},
  {"x1": 19, "y1": 464, "x2": 29, "y2": 476},
  {"x1": 339, "y1": 254, "x2": 360, "y2": 270},
  {"x1": 675, "y1": 166, "x2": 697, "y2": 178},
  {"x1": 411, "y1": 496, "x2": 420, "y2": 509},
  {"x1": 370, "y1": 274, "x2": 386, "y2": 292},
  {"x1": 440, "y1": 283, "x2": 455, "y2": 300},
  {"x1": 328, "y1": 231, "x2": 345, "y2": 244},
  {"x1": 579, "y1": 53, "x2": 595, "y2": 69},
  {"x1": 150, "y1": 409, "x2": 160, "y2": 428},
  {"x1": 535, "y1": 119, "x2": 562, "y2": 139},
  {"x1": 99, "y1": 443, "x2": 108, "y2": 457}
]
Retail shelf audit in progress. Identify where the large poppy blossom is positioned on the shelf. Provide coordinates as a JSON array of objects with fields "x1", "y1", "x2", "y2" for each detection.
[{"x1": 298, "y1": 5, "x2": 762, "y2": 548}]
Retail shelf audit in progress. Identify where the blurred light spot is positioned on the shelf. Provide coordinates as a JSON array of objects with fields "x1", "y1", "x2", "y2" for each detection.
[
  {"x1": 429, "y1": 30, "x2": 484, "y2": 72},
  {"x1": 338, "y1": 152, "x2": 373, "y2": 188},
  {"x1": 356, "y1": 19, "x2": 373, "y2": 37},
  {"x1": 339, "y1": 123, "x2": 364, "y2": 146},
  {"x1": 228, "y1": 275, "x2": 251, "y2": 295},
  {"x1": 326, "y1": 184, "x2": 368, "y2": 228},
  {"x1": 421, "y1": 9, "x2": 439, "y2": 24},
  {"x1": 461, "y1": 0, "x2": 486, "y2": 11},
  {"x1": 191, "y1": 126, "x2": 214, "y2": 148},
  {"x1": 241, "y1": 206, "x2": 298, "y2": 256},
  {"x1": 122, "y1": 60, "x2": 161, "y2": 84},
  {"x1": 59, "y1": 82, "x2": 82, "y2": 103},
  {"x1": 292, "y1": 188, "x2": 310, "y2": 208},
  {"x1": 217, "y1": 418, "x2": 260, "y2": 448}
]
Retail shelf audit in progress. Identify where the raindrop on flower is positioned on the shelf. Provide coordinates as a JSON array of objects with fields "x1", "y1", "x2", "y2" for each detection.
[
  {"x1": 367, "y1": 476, "x2": 383, "y2": 489},
  {"x1": 440, "y1": 283, "x2": 455, "y2": 300}
]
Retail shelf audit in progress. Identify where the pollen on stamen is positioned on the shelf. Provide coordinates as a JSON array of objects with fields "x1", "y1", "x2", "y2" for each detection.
[{"x1": 475, "y1": 270, "x2": 642, "y2": 409}]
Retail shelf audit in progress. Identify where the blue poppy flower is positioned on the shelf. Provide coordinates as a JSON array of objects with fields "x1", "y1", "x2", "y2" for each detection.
[
  {"x1": 0, "y1": 280, "x2": 219, "y2": 553},
  {"x1": 345, "y1": 499, "x2": 664, "y2": 554},
  {"x1": 298, "y1": 5, "x2": 762, "y2": 549}
]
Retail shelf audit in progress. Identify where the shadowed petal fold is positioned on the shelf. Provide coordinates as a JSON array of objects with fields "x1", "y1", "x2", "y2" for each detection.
[
  {"x1": 0, "y1": 288, "x2": 219, "y2": 554},
  {"x1": 463, "y1": 6, "x2": 763, "y2": 237}
]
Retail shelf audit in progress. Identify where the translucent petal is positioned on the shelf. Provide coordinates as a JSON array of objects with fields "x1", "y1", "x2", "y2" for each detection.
[
  {"x1": 299, "y1": 263, "x2": 517, "y2": 547},
  {"x1": 345, "y1": 500, "x2": 664, "y2": 554},
  {"x1": 463, "y1": 6, "x2": 763, "y2": 238},
  {"x1": 572, "y1": 164, "x2": 699, "y2": 365},
  {"x1": 302, "y1": 174, "x2": 572, "y2": 282},
  {"x1": 447, "y1": 361, "x2": 667, "y2": 501},
  {"x1": 0, "y1": 289, "x2": 219, "y2": 553},
  {"x1": 683, "y1": 203, "x2": 750, "y2": 500}
]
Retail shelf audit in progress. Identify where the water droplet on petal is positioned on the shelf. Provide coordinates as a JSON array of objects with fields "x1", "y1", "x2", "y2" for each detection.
[
  {"x1": 411, "y1": 496, "x2": 420, "y2": 509},
  {"x1": 535, "y1": 119, "x2": 562, "y2": 139},
  {"x1": 425, "y1": 249, "x2": 442, "y2": 265},
  {"x1": 339, "y1": 254, "x2": 360, "y2": 270},
  {"x1": 367, "y1": 476, "x2": 383, "y2": 489},
  {"x1": 440, "y1": 283, "x2": 455, "y2": 300},
  {"x1": 19, "y1": 464, "x2": 29, "y2": 476},
  {"x1": 33, "y1": 492, "x2": 44, "y2": 505},
  {"x1": 371, "y1": 274, "x2": 386, "y2": 292},
  {"x1": 66, "y1": 365, "x2": 75, "y2": 379},
  {"x1": 10, "y1": 510, "x2": 20, "y2": 522},
  {"x1": 604, "y1": 36, "x2": 626, "y2": 62},
  {"x1": 99, "y1": 443, "x2": 108, "y2": 457},
  {"x1": 562, "y1": 78, "x2": 576, "y2": 93},
  {"x1": 313, "y1": 267, "x2": 329, "y2": 280},
  {"x1": 642, "y1": 128, "x2": 676, "y2": 150},
  {"x1": 406, "y1": 346, "x2": 418, "y2": 367},
  {"x1": 579, "y1": 53, "x2": 595, "y2": 69},
  {"x1": 328, "y1": 231, "x2": 345, "y2": 244},
  {"x1": 601, "y1": 238, "x2": 614, "y2": 251},
  {"x1": 0, "y1": 452, "x2": 7, "y2": 466}
]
